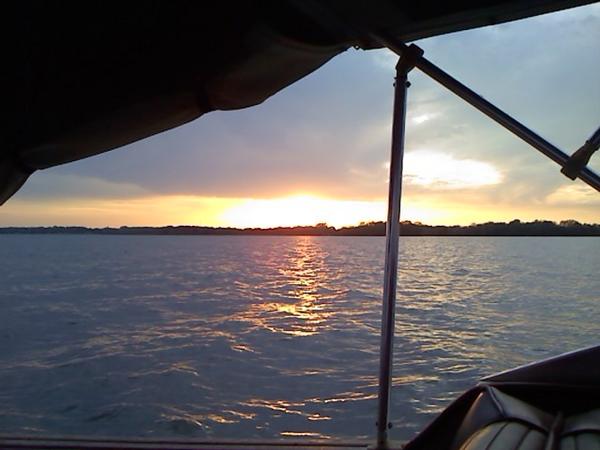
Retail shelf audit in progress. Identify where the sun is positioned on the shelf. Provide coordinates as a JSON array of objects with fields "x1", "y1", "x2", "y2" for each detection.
[
  {"x1": 219, "y1": 195, "x2": 387, "y2": 229},
  {"x1": 217, "y1": 194, "x2": 445, "y2": 229}
]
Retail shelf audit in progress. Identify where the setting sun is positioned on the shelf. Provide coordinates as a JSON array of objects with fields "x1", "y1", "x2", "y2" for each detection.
[
  {"x1": 219, "y1": 195, "x2": 385, "y2": 229},
  {"x1": 217, "y1": 194, "x2": 448, "y2": 229}
]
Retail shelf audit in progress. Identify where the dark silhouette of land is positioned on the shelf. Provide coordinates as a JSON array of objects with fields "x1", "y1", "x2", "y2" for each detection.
[{"x1": 1, "y1": 220, "x2": 599, "y2": 236}]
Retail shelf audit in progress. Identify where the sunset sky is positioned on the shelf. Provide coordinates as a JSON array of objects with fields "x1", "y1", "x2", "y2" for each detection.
[{"x1": 2, "y1": 3, "x2": 599, "y2": 228}]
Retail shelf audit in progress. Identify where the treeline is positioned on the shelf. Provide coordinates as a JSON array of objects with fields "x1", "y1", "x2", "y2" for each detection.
[
  {"x1": 1, "y1": 220, "x2": 599, "y2": 236},
  {"x1": 338, "y1": 219, "x2": 600, "y2": 236}
]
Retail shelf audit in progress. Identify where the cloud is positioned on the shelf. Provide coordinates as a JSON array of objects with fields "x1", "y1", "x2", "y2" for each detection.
[
  {"x1": 403, "y1": 151, "x2": 502, "y2": 189},
  {"x1": 546, "y1": 184, "x2": 600, "y2": 206},
  {"x1": 369, "y1": 49, "x2": 397, "y2": 69},
  {"x1": 411, "y1": 113, "x2": 439, "y2": 125},
  {"x1": 16, "y1": 173, "x2": 148, "y2": 200}
]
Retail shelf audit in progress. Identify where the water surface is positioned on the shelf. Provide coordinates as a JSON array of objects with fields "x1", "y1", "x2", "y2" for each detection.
[{"x1": 0, "y1": 235, "x2": 598, "y2": 442}]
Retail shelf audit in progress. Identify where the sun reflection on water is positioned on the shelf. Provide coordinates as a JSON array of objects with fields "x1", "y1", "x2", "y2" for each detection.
[{"x1": 241, "y1": 237, "x2": 337, "y2": 337}]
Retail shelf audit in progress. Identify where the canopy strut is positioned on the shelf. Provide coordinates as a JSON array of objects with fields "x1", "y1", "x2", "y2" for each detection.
[
  {"x1": 374, "y1": 46, "x2": 422, "y2": 450},
  {"x1": 373, "y1": 36, "x2": 600, "y2": 450},
  {"x1": 375, "y1": 35, "x2": 600, "y2": 192}
]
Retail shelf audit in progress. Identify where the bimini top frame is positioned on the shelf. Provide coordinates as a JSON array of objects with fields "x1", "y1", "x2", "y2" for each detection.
[
  {"x1": 380, "y1": 38, "x2": 600, "y2": 193},
  {"x1": 372, "y1": 35, "x2": 600, "y2": 450}
]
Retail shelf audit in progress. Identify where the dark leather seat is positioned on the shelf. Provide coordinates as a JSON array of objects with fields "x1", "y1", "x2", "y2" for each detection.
[
  {"x1": 453, "y1": 387, "x2": 600, "y2": 450},
  {"x1": 453, "y1": 387, "x2": 553, "y2": 450},
  {"x1": 560, "y1": 408, "x2": 600, "y2": 450},
  {"x1": 458, "y1": 420, "x2": 546, "y2": 450}
]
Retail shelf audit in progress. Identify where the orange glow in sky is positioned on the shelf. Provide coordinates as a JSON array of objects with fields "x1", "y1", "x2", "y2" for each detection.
[{"x1": 5, "y1": 188, "x2": 599, "y2": 229}]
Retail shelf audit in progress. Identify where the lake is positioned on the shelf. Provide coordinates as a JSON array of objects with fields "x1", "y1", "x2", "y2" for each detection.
[{"x1": 0, "y1": 235, "x2": 598, "y2": 443}]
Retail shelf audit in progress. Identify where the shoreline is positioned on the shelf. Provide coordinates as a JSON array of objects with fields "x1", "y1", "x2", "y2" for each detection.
[{"x1": 1, "y1": 220, "x2": 599, "y2": 237}]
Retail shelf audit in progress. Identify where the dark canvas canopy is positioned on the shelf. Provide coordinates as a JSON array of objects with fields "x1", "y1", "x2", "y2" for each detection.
[{"x1": 2, "y1": 0, "x2": 594, "y2": 204}]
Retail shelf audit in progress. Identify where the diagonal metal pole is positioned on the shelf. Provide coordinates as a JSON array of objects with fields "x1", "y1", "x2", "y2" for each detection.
[
  {"x1": 375, "y1": 47, "x2": 421, "y2": 450},
  {"x1": 374, "y1": 36, "x2": 600, "y2": 193}
]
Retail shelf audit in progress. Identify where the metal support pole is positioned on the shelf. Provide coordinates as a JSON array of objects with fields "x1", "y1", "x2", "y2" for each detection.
[
  {"x1": 375, "y1": 36, "x2": 600, "y2": 193},
  {"x1": 374, "y1": 51, "x2": 417, "y2": 450},
  {"x1": 369, "y1": 36, "x2": 599, "y2": 450}
]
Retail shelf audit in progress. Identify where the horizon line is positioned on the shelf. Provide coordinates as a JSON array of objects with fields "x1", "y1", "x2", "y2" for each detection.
[{"x1": 2, "y1": 218, "x2": 599, "y2": 231}]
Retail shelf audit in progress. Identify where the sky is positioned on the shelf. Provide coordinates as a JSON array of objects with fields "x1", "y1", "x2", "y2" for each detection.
[{"x1": 2, "y1": 3, "x2": 600, "y2": 228}]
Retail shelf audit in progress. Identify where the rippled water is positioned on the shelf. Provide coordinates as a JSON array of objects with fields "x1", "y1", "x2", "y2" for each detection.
[{"x1": 0, "y1": 235, "x2": 598, "y2": 442}]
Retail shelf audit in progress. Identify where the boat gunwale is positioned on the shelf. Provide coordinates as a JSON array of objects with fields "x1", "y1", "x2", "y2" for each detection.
[{"x1": 0, "y1": 435, "x2": 368, "y2": 450}]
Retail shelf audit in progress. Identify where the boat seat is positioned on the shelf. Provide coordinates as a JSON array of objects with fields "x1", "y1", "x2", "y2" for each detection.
[
  {"x1": 453, "y1": 386, "x2": 553, "y2": 450},
  {"x1": 560, "y1": 408, "x2": 600, "y2": 450},
  {"x1": 458, "y1": 420, "x2": 547, "y2": 450},
  {"x1": 454, "y1": 387, "x2": 600, "y2": 450}
]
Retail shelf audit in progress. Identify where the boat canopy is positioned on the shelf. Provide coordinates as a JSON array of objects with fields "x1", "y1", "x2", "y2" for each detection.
[{"x1": 1, "y1": 0, "x2": 595, "y2": 204}]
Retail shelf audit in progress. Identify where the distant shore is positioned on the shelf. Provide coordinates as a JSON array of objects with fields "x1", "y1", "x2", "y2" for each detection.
[{"x1": 1, "y1": 220, "x2": 599, "y2": 236}]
